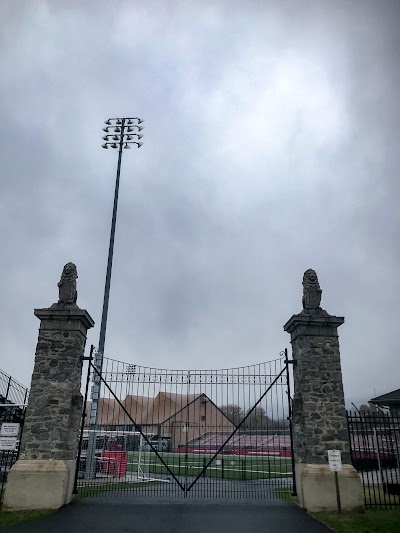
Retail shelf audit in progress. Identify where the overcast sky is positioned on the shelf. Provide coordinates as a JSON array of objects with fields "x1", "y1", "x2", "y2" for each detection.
[{"x1": 1, "y1": 0, "x2": 399, "y2": 407}]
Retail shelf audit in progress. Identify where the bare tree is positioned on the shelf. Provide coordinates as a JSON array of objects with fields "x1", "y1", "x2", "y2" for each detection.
[
  {"x1": 244, "y1": 406, "x2": 270, "y2": 430},
  {"x1": 359, "y1": 403, "x2": 386, "y2": 416},
  {"x1": 220, "y1": 404, "x2": 244, "y2": 427}
]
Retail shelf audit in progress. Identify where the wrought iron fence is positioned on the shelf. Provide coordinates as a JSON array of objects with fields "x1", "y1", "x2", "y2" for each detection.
[
  {"x1": 0, "y1": 369, "x2": 29, "y2": 406},
  {"x1": 0, "y1": 451, "x2": 18, "y2": 503},
  {"x1": 0, "y1": 369, "x2": 28, "y2": 503},
  {"x1": 347, "y1": 412, "x2": 400, "y2": 509},
  {"x1": 75, "y1": 351, "x2": 294, "y2": 500}
]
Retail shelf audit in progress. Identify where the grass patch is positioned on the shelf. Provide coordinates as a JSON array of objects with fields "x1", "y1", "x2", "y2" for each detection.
[
  {"x1": 363, "y1": 487, "x2": 400, "y2": 508},
  {"x1": 75, "y1": 480, "x2": 162, "y2": 498},
  {"x1": 272, "y1": 488, "x2": 295, "y2": 503},
  {"x1": 312, "y1": 509, "x2": 400, "y2": 533},
  {"x1": 75, "y1": 452, "x2": 293, "y2": 498},
  {"x1": 0, "y1": 509, "x2": 54, "y2": 527},
  {"x1": 127, "y1": 451, "x2": 292, "y2": 481}
]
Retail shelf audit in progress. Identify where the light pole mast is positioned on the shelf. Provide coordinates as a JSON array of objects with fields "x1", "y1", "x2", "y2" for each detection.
[{"x1": 85, "y1": 117, "x2": 144, "y2": 478}]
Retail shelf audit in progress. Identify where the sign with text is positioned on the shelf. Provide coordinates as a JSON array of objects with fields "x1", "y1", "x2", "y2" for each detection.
[
  {"x1": 1, "y1": 423, "x2": 20, "y2": 437},
  {"x1": 0, "y1": 437, "x2": 18, "y2": 450},
  {"x1": 327, "y1": 449, "x2": 342, "y2": 472}
]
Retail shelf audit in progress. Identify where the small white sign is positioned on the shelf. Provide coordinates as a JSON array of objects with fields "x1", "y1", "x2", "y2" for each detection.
[
  {"x1": 327, "y1": 449, "x2": 342, "y2": 472},
  {"x1": 216, "y1": 460, "x2": 222, "y2": 466},
  {"x1": 0, "y1": 436, "x2": 18, "y2": 450},
  {"x1": 1, "y1": 423, "x2": 20, "y2": 437}
]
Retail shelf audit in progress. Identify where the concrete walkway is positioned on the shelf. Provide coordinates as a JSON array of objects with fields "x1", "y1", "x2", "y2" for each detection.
[{"x1": 3, "y1": 499, "x2": 331, "y2": 532}]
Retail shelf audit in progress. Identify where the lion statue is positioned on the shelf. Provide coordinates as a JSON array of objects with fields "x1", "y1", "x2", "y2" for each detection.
[
  {"x1": 58, "y1": 262, "x2": 78, "y2": 304},
  {"x1": 302, "y1": 269, "x2": 322, "y2": 310}
]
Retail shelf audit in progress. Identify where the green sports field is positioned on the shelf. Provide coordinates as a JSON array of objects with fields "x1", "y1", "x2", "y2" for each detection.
[{"x1": 127, "y1": 451, "x2": 292, "y2": 480}]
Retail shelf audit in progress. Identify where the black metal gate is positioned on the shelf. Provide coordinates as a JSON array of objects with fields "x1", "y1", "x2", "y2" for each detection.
[
  {"x1": 75, "y1": 349, "x2": 294, "y2": 500},
  {"x1": 347, "y1": 412, "x2": 400, "y2": 509}
]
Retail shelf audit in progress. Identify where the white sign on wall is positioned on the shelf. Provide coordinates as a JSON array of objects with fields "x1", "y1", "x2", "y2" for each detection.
[
  {"x1": 0, "y1": 437, "x2": 18, "y2": 450},
  {"x1": 1, "y1": 423, "x2": 20, "y2": 437},
  {"x1": 327, "y1": 449, "x2": 342, "y2": 472}
]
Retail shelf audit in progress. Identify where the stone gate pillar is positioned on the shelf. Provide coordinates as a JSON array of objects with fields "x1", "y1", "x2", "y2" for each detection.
[
  {"x1": 284, "y1": 269, "x2": 363, "y2": 512},
  {"x1": 4, "y1": 263, "x2": 94, "y2": 510}
]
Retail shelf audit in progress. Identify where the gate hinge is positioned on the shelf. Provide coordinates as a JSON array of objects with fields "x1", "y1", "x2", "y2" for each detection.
[
  {"x1": 81, "y1": 356, "x2": 93, "y2": 361},
  {"x1": 286, "y1": 359, "x2": 297, "y2": 366}
]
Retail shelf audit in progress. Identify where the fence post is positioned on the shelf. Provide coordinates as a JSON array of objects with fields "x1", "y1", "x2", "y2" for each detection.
[{"x1": 5, "y1": 376, "x2": 12, "y2": 402}]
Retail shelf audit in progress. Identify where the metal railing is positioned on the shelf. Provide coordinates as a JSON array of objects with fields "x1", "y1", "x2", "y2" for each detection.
[
  {"x1": 0, "y1": 369, "x2": 28, "y2": 503},
  {"x1": 0, "y1": 369, "x2": 29, "y2": 406},
  {"x1": 347, "y1": 411, "x2": 400, "y2": 509},
  {"x1": 0, "y1": 451, "x2": 19, "y2": 502}
]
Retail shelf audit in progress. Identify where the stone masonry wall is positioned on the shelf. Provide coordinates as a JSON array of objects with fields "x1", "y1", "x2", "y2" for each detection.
[
  {"x1": 20, "y1": 310, "x2": 91, "y2": 461},
  {"x1": 291, "y1": 327, "x2": 351, "y2": 465}
]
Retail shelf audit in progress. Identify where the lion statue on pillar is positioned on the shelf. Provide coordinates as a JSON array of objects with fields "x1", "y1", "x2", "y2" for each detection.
[
  {"x1": 58, "y1": 262, "x2": 78, "y2": 304},
  {"x1": 302, "y1": 269, "x2": 322, "y2": 310}
]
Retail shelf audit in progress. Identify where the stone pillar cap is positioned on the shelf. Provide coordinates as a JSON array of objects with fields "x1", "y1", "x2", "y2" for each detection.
[
  {"x1": 34, "y1": 304, "x2": 95, "y2": 330},
  {"x1": 284, "y1": 310, "x2": 344, "y2": 334}
]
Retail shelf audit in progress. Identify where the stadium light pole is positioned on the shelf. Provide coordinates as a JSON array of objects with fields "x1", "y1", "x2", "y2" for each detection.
[{"x1": 84, "y1": 117, "x2": 144, "y2": 479}]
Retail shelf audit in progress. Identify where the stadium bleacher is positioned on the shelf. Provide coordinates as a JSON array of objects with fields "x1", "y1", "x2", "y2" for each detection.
[{"x1": 182, "y1": 432, "x2": 292, "y2": 456}]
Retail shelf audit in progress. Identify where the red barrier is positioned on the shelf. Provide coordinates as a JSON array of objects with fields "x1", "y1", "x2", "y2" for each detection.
[
  {"x1": 101, "y1": 451, "x2": 128, "y2": 476},
  {"x1": 177, "y1": 447, "x2": 292, "y2": 457}
]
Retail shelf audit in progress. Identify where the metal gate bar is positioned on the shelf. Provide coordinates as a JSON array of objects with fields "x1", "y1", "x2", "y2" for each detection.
[
  {"x1": 186, "y1": 366, "x2": 286, "y2": 491},
  {"x1": 90, "y1": 361, "x2": 186, "y2": 490},
  {"x1": 76, "y1": 351, "x2": 294, "y2": 500},
  {"x1": 347, "y1": 412, "x2": 400, "y2": 509}
]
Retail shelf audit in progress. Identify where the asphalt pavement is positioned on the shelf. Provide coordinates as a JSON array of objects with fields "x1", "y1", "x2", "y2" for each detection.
[{"x1": 2, "y1": 499, "x2": 331, "y2": 533}]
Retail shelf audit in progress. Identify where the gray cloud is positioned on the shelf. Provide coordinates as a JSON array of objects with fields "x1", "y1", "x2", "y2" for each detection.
[{"x1": 0, "y1": 0, "x2": 399, "y2": 406}]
